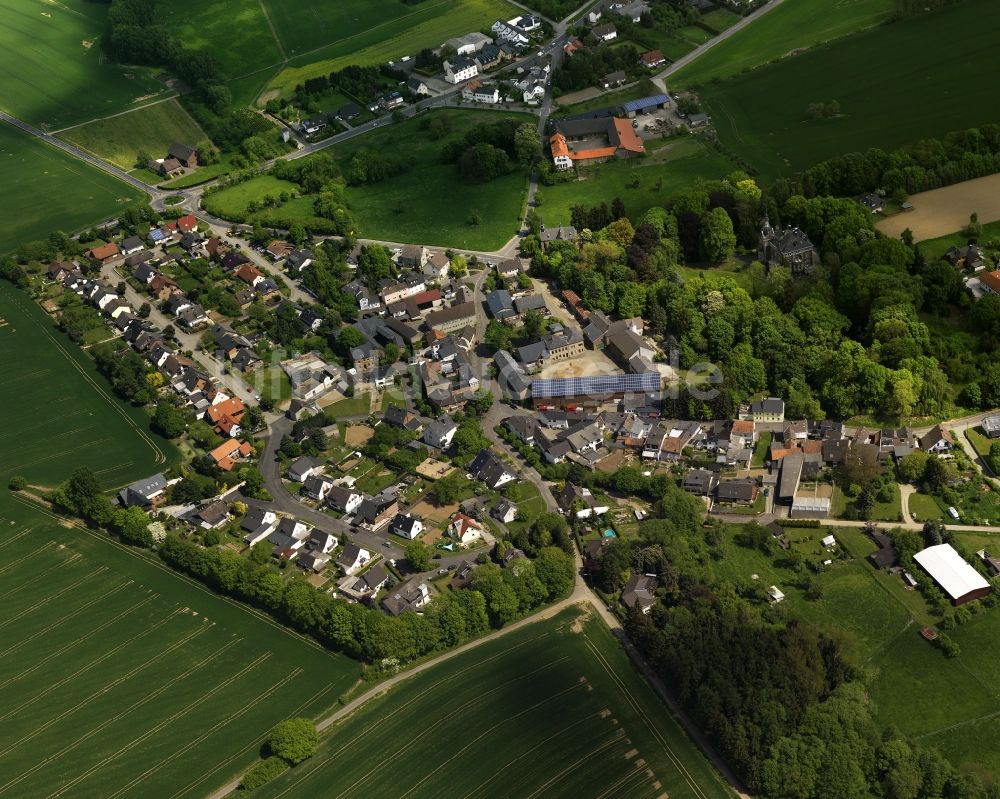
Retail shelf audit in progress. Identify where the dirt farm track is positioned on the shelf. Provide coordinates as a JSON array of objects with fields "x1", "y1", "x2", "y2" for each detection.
[{"x1": 876, "y1": 173, "x2": 1000, "y2": 241}]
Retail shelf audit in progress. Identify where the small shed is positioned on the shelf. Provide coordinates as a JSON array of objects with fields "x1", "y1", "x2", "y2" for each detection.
[
  {"x1": 821, "y1": 534, "x2": 836, "y2": 548},
  {"x1": 767, "y1": 585, "x2": 785, "y2": 603}
]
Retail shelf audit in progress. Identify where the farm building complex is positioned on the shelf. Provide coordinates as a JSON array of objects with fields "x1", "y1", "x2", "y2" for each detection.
[{"x1": 550, "y1": 117, "x2": 645, "y2": 170}]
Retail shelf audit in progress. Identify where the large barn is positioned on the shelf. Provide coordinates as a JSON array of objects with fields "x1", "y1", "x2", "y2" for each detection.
[{"x1": 913, "y1": 544, "x2": 991, "y2": 606}]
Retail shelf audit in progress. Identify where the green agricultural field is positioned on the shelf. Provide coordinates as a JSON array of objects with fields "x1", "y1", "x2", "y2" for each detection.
[
  {"x1": 58, "y1": 100, "x2": 211, "y2": 171},
  {"x1": 0, "y1": 497, "x2": 358, "y2": 799},
  {"x1": 670, "y1": 0, "x2": 894, "y2": 89},
  {"x1": 0, "y1": 285, "x2": 177, "y2": 489},
  {"x1": 203, "y1": 175, "x2": 301, "y2": 219},
  {"x1": 0, "y1": 123, "x2": 146, "y2": 255},
  {"x1": 699, "y1": 0, "x2": 1000, "y2": 179},
  {"x1": 266, "y1": 0, "x2": 519, "y2": 99},
  {"x1": 536, "y1": 137, "x2": 736, "y2": 227},
  {"x1": 0, "y1": 0, "x2": 170, "y2": 129},
  {"x1": 700, "y1": 9, "x2": 740, "y2": 33},
  {"x1": 249, "y1": 605, "x2": 733, "y2": 799}
]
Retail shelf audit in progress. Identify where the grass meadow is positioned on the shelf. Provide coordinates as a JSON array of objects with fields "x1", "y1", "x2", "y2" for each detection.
[
  {"x1": 536, "y1": 137, "x2": 736, "y2": 227},
  {"x1": 0, "y1": 497, "x2": 359, "y2": 799},
  {"x1": 0, "y1": 0, "x2": 170, "y2": 129},
  {"x1": 161, "y1": 0, "x2": 283, "y2": 86},
  {"x1": 58, "y1": 99, "x2": 210, "y2": 170},
  {"x1": 713, "y1": 522, "x2": 1000, "y2": 777},
  {"x1": 0, "y1": 285, "x2": 177, "y2": 489},
  {"x1": 669, "y1": 0, "x2": 894, "y2": 90},
  {"x1": 250, "y1": 605, "x2": 734, "y2": 799},
  {"x1": 266, "y1": 0, "x2": 519, "y2": 99},
  {"x1": 699, "y1": 0, "x2": 1000, "y2": 179},
  {"x1": 203, "y1": 110, "x2": 535, "y2": 249}
]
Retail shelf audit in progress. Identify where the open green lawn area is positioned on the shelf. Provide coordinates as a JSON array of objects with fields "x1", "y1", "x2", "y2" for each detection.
[
  {"x1": 265, "y1": 0, "x2": 519, "y2": 98},
  {"x1": 967, "y1": 426, "x2": 994, "y2": 460},
  {"x1": 323, "y1": 393, "x2": 372, "y2": 418},
  {"x1": 699, "y1": 0, "x2": 1000, "y2": 180},
  {"x1": 0, "y1": 122, "x2": 146, "y2": 255},
  {"x1": 0, "y1": 285, "x2": 178, "y2": 489},
  {"x1": 0, "y1": 497, "x2": 358, "y2": 799},
  {"x1": 249, "y1": 605, "x2": 733, "y2": 799},
  {"x1": 670, "y1": 0, "x2": 894, "y2": 90},
  {"x1": 869, "y1": 608, "x2": 1000, "y2": 778},
  {"x1": 203, "y1": 175, "x2": 300, "y2": 218},
  {"x1": 908, "y1": 491, "x2": 945, "y2": 522},
  {"x1": 674, "y1": 259, "x2": 753, "y2": 292},
  {"x1": 331, "y1": 109, "x2": 533, "y2": 250},
  {"x1": 58, "y1": 99, "x2": 210, "y2": 171},
  {"x1": 536, "y1": 136, "x2": 736, "y2": 226},
  {"x1": 0, "y1": 0, "x2": 171, "y2": 129}
]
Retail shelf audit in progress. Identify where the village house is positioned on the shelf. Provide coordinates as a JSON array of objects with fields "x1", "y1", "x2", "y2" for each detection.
[
  {"x1": 382, "y1": 580, "x2": 431, "y2": 616},
  {"x1": 337, "y1": 543, "x2": 371, "y2": 576},
  {"x1": 448, "y1": 512, "x2": 485, "y2": 544},
  {"x1": 549, "y1": 117, "x2": 644, "y2": 170},
  {"x1": 444, "y1": 56, "x2": 479, "y2": 84}
]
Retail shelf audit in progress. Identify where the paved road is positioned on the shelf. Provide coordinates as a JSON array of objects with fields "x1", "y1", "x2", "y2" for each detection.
[
  {"x1": 650, "y1": 0, "x2": 788, "y2": 91},
  {"x1": 0, "y1": 111, "x2": 167, "y2": 198}
]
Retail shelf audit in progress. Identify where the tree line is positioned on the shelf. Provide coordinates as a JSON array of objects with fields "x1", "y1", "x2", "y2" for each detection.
[
  {"x1": 46, "y1": 466, "x2": 575, "y2": 665},
  {"x1": 782, "y1": 125, "x2": 1000, "y2": 200}
]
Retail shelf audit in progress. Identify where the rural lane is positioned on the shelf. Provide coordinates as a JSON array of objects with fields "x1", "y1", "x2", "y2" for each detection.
[{"x1": 650, "y1": 0, "x2": 788, "y2": 92}]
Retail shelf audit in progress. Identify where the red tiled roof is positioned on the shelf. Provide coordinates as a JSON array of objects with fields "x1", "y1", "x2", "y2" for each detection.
[
  {"x1": 177, "y1": 214, "x2": 198, "y2": 233},
  {"x1": 87, "y1": 243, "x2": 120, "y2": 261}
]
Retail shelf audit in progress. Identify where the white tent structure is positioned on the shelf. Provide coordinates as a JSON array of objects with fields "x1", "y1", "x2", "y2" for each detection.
[{"x1": 913, "y1": 544, "x2": 991, "y2": 606}]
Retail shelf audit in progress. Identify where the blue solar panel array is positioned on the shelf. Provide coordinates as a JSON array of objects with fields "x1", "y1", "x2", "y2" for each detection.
[
  {"x1": 620, "y1": 94, "x2": 671, "y2": 114},
  {"x1": 531, "y1": 371, "x2": 661, "y2": 398}
]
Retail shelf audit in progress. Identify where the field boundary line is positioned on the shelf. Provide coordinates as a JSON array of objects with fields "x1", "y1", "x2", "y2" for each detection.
[
  {"x1": 49, "y1": 95, "x2": 181, "y2": 135},
  {"x1": 0, "y1": 583, "x2": 142, "y2": 675},
  {"x1": 0, "y1": 620, "x2": 208, "y2": 757},
  {"x1": 0, "y1": 566, "x2": 104, "y2": 630},
  {"x1": 0, "y1": 636, "x2": 244, "y2": 796},
  {"x1": 10, "y1": 495, "x2": 332, "y2": 651},
  {"x1": 399, "y1": 683, "x2": 587, "y2": 799},
  {"x1": 458, "y1": 712, "x2": 601, "y2": 799},
  {"x1": 914, "y1": 707, "x2": 1000, "y2": 741},
  {"x1": 167, "y1": 683, "x2": 335, "y2": 799},
  {"x1": 278, "y1": 0, "x2": 453, "y2": 66},
  {"x1": 31, "y1": 318, "x2": 166, "y2": 463},
  {"x1": 583, "y1": 636, "x2": 709, "y2": 799},
  {"x1": 44, "y1": 653, "x2": 274, "y2": 799},
  {"x1": 256, "y1": 0, "x2": 288, "y2": 62},
  {"x1": 0, "y1": 607, "x2": 183, "y2": 725},
  {"x1": 107, "y1": 664, "x2": 299, "y2": 799}
]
